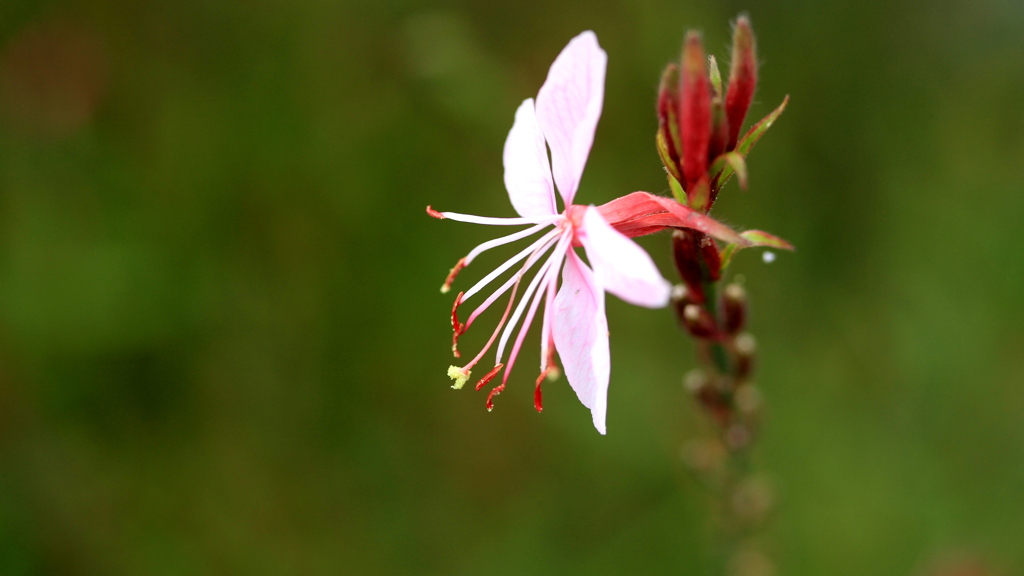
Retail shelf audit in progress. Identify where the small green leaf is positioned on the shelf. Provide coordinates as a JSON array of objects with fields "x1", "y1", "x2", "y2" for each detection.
[
  {"x1": 715, "y1": 95, "x2": 788, "y2": 190},
  {"x1": 710, "y1": 151, "x2": 748, "y2": 190},
  {"x1": 736, "y1": 95, "x2": 789, "y2": 157},
  {"x1": 708, "y1": 55, "x2": 723, "y2": 98},
  {"x1": 668, "y1": 173, "x2": 687, "y2": 205},
  {"x1": 719, "y1": 243, "x2": 739, "y2": 270},
  {"x1": 657, "y1": 129, "x2": 683, "y2": 183},
  {"x1": 719, "y1": 229, "x2": 793, "y2": 270},
  {"x1": 740, "y1": 229, "x2": 794, "y2": 250},
  {"x1": 688, "y1": 176, "x2": 711, "y2": 213}
]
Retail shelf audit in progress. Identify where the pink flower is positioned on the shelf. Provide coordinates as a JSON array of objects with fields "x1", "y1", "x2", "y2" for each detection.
[{"x1": 429, "y1": 32, "x2": 745, "y2": 434}]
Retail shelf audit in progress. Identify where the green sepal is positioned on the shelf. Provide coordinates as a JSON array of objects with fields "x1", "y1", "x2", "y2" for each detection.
[
  {"x1": 717, "y1": 95, "x2": 788, "y2": 190},
  {"x1": 740, "y1": 229, "x2": 794, "y2": 250},
  {"x1": 708, "y1": 55, "x2": 723, "y2": 98},
  {"x1": 719, "y1": 243, "x2": 739, "y2": 270},
  {"x1": 657, "y1": 129, "x2": 683, "y2": 183},
  {"x1": 709, "y1": 151, "x2": 748, "y2": 190},
  {"x1": 719, "y1": 229, "x2": 793, "y2": 271},
  {"x1": 668, "y1": 172, "x2": 687, "y2": 205},
  {"x1": 688, "y1": 176, "x2": 711, "y2": 213},
  {"x1": 736, "y1": 95, "x2": 788, "y2": 156}
]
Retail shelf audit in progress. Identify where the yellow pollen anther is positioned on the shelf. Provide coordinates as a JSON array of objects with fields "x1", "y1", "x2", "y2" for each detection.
[{"x1": 448, "y1": 366, "x2": 471, "y2": 389}]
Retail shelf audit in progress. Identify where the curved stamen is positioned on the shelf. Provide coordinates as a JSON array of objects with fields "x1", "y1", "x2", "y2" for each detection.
[
  {"x1": 464, "y1": 230, "x2": 561, "y2": 327},
  {"x1": 463, "y1": 228, "x2": 561, "y2": 303},
  {"x1": 464, "y1": 221, "x2": 553, "y2": 265},
  {"x1": 540, "y1": 261, "x2": 558, "y2": 372},
  {"x1": 461, "y1": 282, "x2": 519, "y2": 372},
  {"x1": 438, "y1": 211, "x2": 562, "y2": 226},
  {"x1": 495, "y1": 230, "x2": 571, "y2": 366},
  {"x1": 459, "y1": 232, "x2": 560, "y2": 373},
  {"x1": 498, "y1": 231, "x2": 572, "y2": 382}
]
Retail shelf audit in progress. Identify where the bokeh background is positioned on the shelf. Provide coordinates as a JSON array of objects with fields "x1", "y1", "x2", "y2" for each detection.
[{"x1": 1, "y1": 0, "x2": 1022, "y2": 574}]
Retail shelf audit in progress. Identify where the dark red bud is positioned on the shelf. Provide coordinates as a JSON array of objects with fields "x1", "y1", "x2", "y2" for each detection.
[
  {"x1": 657, "y1": 64, "x2": 684, "y2": 183},
  {"x1": 680, "y1": 32, "x2": 711, "y2": 190},
  {"x1": 682, "y1": 303, "x2": 718, "y2": 339},
  {"x1": 672, "y1": 229, "x2": 706, "y2": 303},
  {"x1": 725, "y1": 15, "x2": 758, "y2": 151},
  {"x1": 734, "y1": 332, "x2": 757, "y2": 381},
  {"x1": 699, "y1": 234, "x2": 722, "y2": 281},
  {"x1": 723, "y1": 283, "x2": 747, "y2": 334}
]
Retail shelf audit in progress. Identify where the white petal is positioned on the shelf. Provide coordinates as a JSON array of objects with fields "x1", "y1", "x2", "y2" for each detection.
[
  {"x1": 553, "y1": 250, "x2": 610, "y2": 434},
  {"x1": 504, "y1": 99, "x2": 557, "y2": 218},
  {"x1": 580, "y1": 207, "x2": 671, "y2": 309},
  {"x1": 535, "y1": 31, "x2": 606, "y2": 206}
]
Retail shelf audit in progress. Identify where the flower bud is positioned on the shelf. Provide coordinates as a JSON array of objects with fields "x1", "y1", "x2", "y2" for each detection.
[
  {"x1": 672, "y1": 229, "x2": 706, "y2": 303},
  {"x1": 656, "y1": 64, "x2": 683, "y2": 183},
  {"x1": 725, "y1": 15, "x2": 758, "y2": 151},
  {"x1": 699, "y1": 234, "x2": 722, "y2": 281},
  {"x1": 723, "y1": 283, "x2": 747, "y2": 334},
  {"x1": 683, "y1": 368, "x2": 708, "y2": 395},
  {"x1": 679, "y1": 31, "x2": 711, "y2": 192},
  {"x1": 707, "y1": 55, "x2": 729, "y2": 164},
  {"x1": 734, "y1": 332, "x2": 757, "y2": 381},
  {"x1": 683, "y1": 303, "x2": 717, "y2": 339},
  {"x1": 671, "y1": 283, "x2": 696, "y2": 324}
]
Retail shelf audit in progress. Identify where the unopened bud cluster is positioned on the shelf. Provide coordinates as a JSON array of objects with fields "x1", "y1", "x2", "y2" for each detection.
[
  {"x1": 663, "y1": 15, "x2": 787, "y2": 576},
  {"x1": 657, "y1": 16, "x2": 760, "y2": 213},
  {"x1": 663, "y1": 15, "x2": 776, "y2": 452}
]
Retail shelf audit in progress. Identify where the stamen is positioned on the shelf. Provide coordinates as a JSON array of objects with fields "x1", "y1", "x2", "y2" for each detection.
[
  {"x1": 458, "y1": 230, "x2": 556, "y2": 374},
  {"x1": 464, "y1": 221, "x2": 553, "y2": 265},
  {"x1": 450, "y1": 292, "x2": 465, "y2": 358},
  {"x1": 535, "y1": 371, "x2": 546, "y2": 412},
  {"x1": 426, "y1": 206, "x2": 445, "y2": 219},
  {"x1": 534, "y1": 348, "x2": 560, "y2": 413},
  {"x1": 461, "y1": 281, "x2": 519, "y2": 372},
  {"x1": 540, "y1": 266, "x2": 558, "y2": 373},
  {"x1": 473, "y1": 364, "x2": 504, "y2": 391},
  {"x1": 453, "y1": 231, "x2": 558, "y2": 391},
  {"x1": 463, "y1": 228, "x2": 561, "y2": 304},
  {"x1": 442, "y1": 259, "x2": 466, "y2": 294},
  {"x1": 485, "y1": 383, "x2": 505, "y2": 412},
  {"x1": 496, "y1": 231, "x2": 571, "y2": 368},
  {"x1": 438, "y1": 212, "x2": 561, "y2": 226}
]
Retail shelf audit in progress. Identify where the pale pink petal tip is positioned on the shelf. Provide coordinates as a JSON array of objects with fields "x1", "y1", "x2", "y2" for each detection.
[
  {"x1": 535, "y1": 31, "x2": 607, "y2": 207},
  {"x1": 553, "y1": 251, "x2": 611, "y2": 435}
]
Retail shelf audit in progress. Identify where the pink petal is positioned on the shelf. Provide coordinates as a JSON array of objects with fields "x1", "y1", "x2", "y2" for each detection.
[
  {"x1": 580, "y1": 207, "x2": 671, "y2": 309},
  {"x1": 503, "y1": 99, "x2": 557, "y2": 218},
  {"x1": 553, "y1": 250, "x2": 610, "y2": 434},
  {"x1": 535, "y1": 31, "x2": 606, "y2": 206}
]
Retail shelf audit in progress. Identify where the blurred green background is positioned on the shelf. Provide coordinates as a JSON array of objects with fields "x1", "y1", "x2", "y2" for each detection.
[{"x1": 1, "y1": 0, "x2": 1022, "y2": 574}]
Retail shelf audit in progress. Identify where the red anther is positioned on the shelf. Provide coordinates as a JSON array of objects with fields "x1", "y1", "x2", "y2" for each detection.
[
  {"x1": 534, "y1": 348, "x2": 558, "y2": 412},
  {"x1": 485, "y1": 383, "x2": 505, "y2": 411},
  {"x1": 451, "y1": 292, "x2": 465, "y2": 358},
  {"x1": 426, "y1": 206, "x2": 446, "y2": 219},
  {"x1": 442, "y1": 258, "x2": 466, "y2": 293},
  {"x1": 534, "y1": 370, "x2": 548, "y2": 412},
  {"x1": 474, "y1": 363, "x2": 504, "y2": 391}
]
